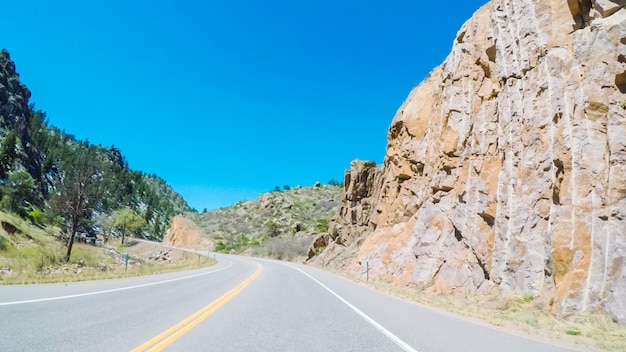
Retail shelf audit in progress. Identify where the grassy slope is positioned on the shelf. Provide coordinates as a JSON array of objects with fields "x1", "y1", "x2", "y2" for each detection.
[{"x1": 0, "y1": 211, "x2": 214, "y2": 284}]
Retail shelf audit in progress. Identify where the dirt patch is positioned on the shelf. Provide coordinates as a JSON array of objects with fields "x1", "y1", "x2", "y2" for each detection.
[
  {"x1": 1, "y1": 221, "x2": 19, "y2": 235},
  {"x1": 127, "y1": 241, "x2": 188, "y2": 263}
]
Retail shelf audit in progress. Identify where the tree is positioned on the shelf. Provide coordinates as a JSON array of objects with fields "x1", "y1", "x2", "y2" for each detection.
[
  {"x1": 1, "y1": 170, "x2": 37, "y2": 212},
  {"x1": 328, "y1": 179, "x2": 342, "y2": 187},
  {"x1": 96, "y1": 213, "x2": 115, "y2": 242},
  {"x1": 113, "y1": 208, "x2": 145, "y2": 245},
  {"x1": 0, "y1": 130, "x2": 18, "y2": 177},
  {"x1": 51, "y1": 144, "x2": 110, "y2": 262}
]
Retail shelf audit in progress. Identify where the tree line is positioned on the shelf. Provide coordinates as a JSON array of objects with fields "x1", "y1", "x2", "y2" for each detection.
[{"x1": 0, "y1": 108, "x2": 190, "y2": 262}]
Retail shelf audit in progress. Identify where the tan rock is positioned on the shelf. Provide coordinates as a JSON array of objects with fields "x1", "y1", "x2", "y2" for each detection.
[
  {"x1": 163, "y1": 215, "x2": 206, "y2": 250},
  {"x1": 312, "y1": 0, "x2": 626, "y2": 323}
]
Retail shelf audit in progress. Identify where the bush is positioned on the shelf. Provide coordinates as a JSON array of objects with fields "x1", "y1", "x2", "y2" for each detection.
[
  {"x1": 265, "y1": 221, "x2": 281, "y2": 237},
  {"x1": 28, "y1": 208, "x2": 44, "y2": 225},
  {"x1": 266, "y1": 237, "x2": 312, "y2": 261},
  {"x1": 0, "y1": 235, "x2": 9, "y2": 250},
  {"x1": 314, "y1": 218, "x2": 330, "y2": 233}
]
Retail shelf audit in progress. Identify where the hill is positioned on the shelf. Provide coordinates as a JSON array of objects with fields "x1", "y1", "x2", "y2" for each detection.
[{"x1": 181, "y1": 183, "x2": 342, "y2": 261}]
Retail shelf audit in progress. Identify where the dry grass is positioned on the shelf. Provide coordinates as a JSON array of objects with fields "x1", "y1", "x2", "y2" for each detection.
[{"x1": 0, "y1": 211, "x2": 215, "y2": 285}]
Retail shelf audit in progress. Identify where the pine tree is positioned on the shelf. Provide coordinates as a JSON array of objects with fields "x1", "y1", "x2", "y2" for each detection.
[{"x1": 50, "y1": 144, "x2": 111, "y2": 262}]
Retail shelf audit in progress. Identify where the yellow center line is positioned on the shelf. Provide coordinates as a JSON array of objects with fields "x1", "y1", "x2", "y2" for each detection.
[{"x1": 131, "y1": 263, "x2": 262, "y2": 352}]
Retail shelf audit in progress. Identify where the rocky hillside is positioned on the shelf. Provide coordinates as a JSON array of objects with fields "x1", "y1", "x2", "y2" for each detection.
[
  {"x1": 0, "y1": 49, "x2": 190, "y2": 240},
  {"x1": 311, "y1": 0, "x2": 626, "y2": 324},
  {"x1": 181, "y1": 184, "x2": 341, "y2": 260},
  {"x1": 0, "y1": 50, "x2": 42, "y2": 186}
]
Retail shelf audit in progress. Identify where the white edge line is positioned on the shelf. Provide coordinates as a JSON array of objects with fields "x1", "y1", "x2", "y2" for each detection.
[
  {"x1": 0, "y1": 260, "x2": 232, "y2": 306},
  {"x1": 283, "y1": 263, "x2": 419, "y2": 352}
]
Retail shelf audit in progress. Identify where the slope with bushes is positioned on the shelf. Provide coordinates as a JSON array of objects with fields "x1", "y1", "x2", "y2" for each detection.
[{"x1": 189, "y1": 183, "x2": 341, "y2": 261}]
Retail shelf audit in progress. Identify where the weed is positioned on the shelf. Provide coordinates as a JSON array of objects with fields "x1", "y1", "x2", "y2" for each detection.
[{"x1": 525, "y1": 315, "x2": 539, "y2": 328}]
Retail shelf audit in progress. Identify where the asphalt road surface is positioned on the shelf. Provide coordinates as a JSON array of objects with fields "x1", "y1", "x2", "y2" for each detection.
[{"x1": 0, "y1": 254, "x2": 579, "y2": 352}]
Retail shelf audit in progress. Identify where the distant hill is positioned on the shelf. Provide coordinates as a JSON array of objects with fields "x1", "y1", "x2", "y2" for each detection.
[
  {"x1": 0, "y1": 48, "x2": 190, "y2": 242},
  {"x1": 183, "y1": 183, "x2": 342, "y2": 260}
]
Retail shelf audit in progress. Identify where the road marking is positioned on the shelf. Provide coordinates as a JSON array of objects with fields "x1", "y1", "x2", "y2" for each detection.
[
  {"x1": 131, "y1": 263, "x2": 262, "y2": 352},
  {"x1": 0, "y1": 261, "x2": 233, "y2": 306},
  {"x1": 283, "y1": 263, "x2": 419, "y2": 352}
]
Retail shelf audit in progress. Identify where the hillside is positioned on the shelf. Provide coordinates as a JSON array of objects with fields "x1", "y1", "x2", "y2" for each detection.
[
  {"x1": 310, "y1": 0, "x2": 626, "y2": 325},
  {"x1": 0, "y1": 48, "x2": 190, "y2": 246},
  {"x1": 0, "y1": 210, "x2": 213, "y2": 284},
  {"x1": 181, "y1": 183, "x2": 342, "y2": 260}
]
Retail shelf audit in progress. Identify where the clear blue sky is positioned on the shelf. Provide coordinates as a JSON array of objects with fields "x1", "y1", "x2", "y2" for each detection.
[{"x1": 2, "y1": 0, "x2": 486, "y2": 211}]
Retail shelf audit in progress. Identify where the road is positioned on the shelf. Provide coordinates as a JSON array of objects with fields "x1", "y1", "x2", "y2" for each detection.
[{"x1": 0, "y1": 254, "x2": 579, "y2": 352}]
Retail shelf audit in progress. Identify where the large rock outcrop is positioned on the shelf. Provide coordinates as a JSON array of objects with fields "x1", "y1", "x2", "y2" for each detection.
[{"x1": 313, "y1": 0, "x2": 626, "y2": 323}]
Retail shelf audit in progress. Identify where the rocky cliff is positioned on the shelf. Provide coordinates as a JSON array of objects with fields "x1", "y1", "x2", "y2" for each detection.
[
  {"x1": 312, "y1": 0, "x2": 626, "y2": 323},
  {"x1": 0, "y1": 49, "x2": 42, "y2": 183}
]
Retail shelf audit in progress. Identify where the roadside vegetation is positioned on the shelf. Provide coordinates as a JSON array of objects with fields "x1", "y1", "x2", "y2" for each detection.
[
  {"x1": 0, "y1": 211, "x2": 214, "y2": 285},
  {"x1": 1, "y1": 49, "x2": 190, "y2": 265}
]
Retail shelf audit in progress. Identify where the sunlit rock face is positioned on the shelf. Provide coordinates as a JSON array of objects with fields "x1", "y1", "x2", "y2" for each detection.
[
  {"x1": 163, "y1": 215, "x2": 203, "y2": 249},
  {"x1": 314, "y1": 0, "x2": 626, "y2": 323}
]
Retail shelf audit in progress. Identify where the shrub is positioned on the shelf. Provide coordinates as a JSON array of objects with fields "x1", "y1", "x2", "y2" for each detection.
[
  {"x1": 265, "y1": 220, "x2": 281, "y2": 237},
  {"x1": 28, "y1": 208, "x2": 44, "y2": 225},
  {"x1": 314, "y1": 218, "x2": 330, "y2": 233},
  {"x1": 266, "y1": 237, "x2": 312, "y2": 261},
  {"x1": 0, "y1": 235, "x2": 9, "y2": 250}
]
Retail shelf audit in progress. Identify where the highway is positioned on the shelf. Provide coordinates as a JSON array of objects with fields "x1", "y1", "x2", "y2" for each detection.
[{"x1": 0, "y1": 254, "x2": 578, "y2": 351}]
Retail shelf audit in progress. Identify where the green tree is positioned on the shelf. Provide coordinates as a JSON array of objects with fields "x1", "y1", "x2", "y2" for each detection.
[
  {"x1": 0, "y1": 130, "x2": 18, "y2": 177},
  {"x1": 328, "y1": 179, "x2": 343, "y2": 187},
  {"x1": 50, "y1": 144, "x2": 111, "y2": 262},
  {"x1": 1, "y1": 170, "x2": 37, "y2": 211},
  {"x1": 113, "y1": 208, "x2": 146, "y2": 245}
]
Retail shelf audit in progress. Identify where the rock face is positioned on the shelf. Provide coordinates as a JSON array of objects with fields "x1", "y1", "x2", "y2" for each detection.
[
  {"x1": 163, "y1": 215, "x2": 204, "y2": 249},
  {"x1": 310, "y1": 160, "x2": 383, "y2": 267},
  {"x1": 314, "y1": 0, "x2": 626, "y2": 323},
  {"x1": 0, "y1": 49, "x2": 42, "y2": 182}
]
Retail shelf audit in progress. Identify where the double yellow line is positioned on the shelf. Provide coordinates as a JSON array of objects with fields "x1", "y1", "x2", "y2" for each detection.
[{"x1": 132, "y1": 264, "x2": 262, "y2": 352}]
